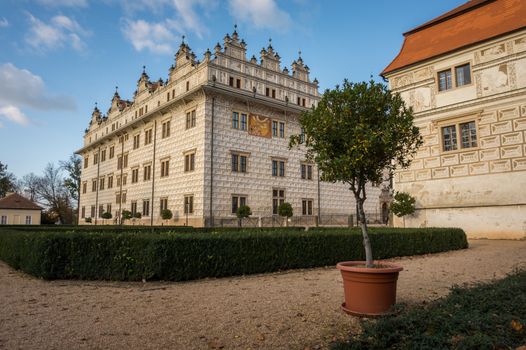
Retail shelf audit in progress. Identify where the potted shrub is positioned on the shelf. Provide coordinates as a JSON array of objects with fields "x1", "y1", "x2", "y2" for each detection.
[
  {"x1": 390, "y1": 192, "x2": 416, "y2": 228},
  {"x1": 278, "y1": 202, "x2": 293, "y2": 227},
  {"x1": 101, "y1": 212, "x2": 112, "y2": 225},
  {"x1": 236, "y1": 205, "x2": 252, "y2": 227},
  {"x1": 161, "y1": 209, "x2": 172, "y2": 225},
  {"x1": 291, "y1": 80, "x2": 422, "y2": 316},
  {"x1": 121, "y1": 210, "x2": 132, "y2": 224},
  {"x1": 85, "y1": 217, "x2": 92, "y2": 224}
]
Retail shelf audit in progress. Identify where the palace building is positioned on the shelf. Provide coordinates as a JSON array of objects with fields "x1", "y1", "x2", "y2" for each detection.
[
  {"x1": 383, "y1": 0, "x2": 526, "y2": 238},
  {"x1": 77, "y1": 29, "x2": 383, "y2": 226}
]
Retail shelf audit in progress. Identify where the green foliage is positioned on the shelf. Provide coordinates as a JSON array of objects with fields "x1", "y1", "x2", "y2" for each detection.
[
  {"x1": 290, "y1": 80, "x2": 422, "y2": 188},
  {"x1": 121, "y1": 210, "x2": 132, "y2": 221},
  {"x1": 390, "y1": 192, "x2": 416, "y2": 217},
  {"x1": 133, "y1": 212, "x2": 142, "y2": 219},
  {"x1": 236, "y1": 205, "x2": 252, "y2": 219},
  {"x1": 101, "y1": 212, "x2": 112, "y2": 220},
  {"x1": 84, "y1": 217, "x2": 92, "y2": 223},
  {"x1": 0, "y1": 227, "x2": 467, "y2": 281},
  {"x1": 331, "y1": 270, "x2": 526, "y2": 350},
  {"x1": 289, "y1": 79, "x2": 423, "y2": 267},
  {"x1": 0, "y1": 161, "x2": 17, "y2": 198},
  {"x1": 278, "y1": 202, "x2": 293, "y2": 217},
  {"x1": 161, "y1": 209, "x2": 173, "y2": 220}
]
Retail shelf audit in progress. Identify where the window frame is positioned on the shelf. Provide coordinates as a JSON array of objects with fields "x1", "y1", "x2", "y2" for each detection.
[
  {"x1": 436, "y1": 113, "x2": 480, "y2": 154},
  {"x1": 436, "y1": 61, "x2": 473, "y2": 93},
  {"x1": 184, "y1": 195, "x2": 194, "y2": 214},
  {"x1": 184, "y1": 150, "x2": 196, "y2": 172},
  {"x1": 231, "y1": 195, "x2": 248, "y2": 215},
  {"x1": 272, "y1": 188, "x2": 285, "y2": 215}
]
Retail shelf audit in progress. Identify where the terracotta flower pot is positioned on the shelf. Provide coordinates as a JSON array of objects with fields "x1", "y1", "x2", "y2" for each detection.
[{"x1": 336, "y1": 261, "x2": 403, "y2": 316}]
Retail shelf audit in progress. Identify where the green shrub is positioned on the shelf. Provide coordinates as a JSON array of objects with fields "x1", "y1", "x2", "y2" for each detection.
[
  {"x1": 101, "y1": 212, "x2": 112, "y2": 220},
  {"x1": 133, "y1": 212, "x2": 142, "y2": 219},
  {"x1": 0, "y1": 227, "x2": 467, "y2": 281},
  {"x1": 236, "y1": 205, "x2": 252, "y2": 219},
  {"x1": 85, "y1": 217, "x2": 92, "y2": 223},
  {"x1": 161, "y1": 209, "x2": 172, "y2": 220},
  {"x1": 278, "y1": 202, "x2": 293, "y2": 217},
  {"x1": 390, "y1": 191, "x2": 416, "y2": 217},
  {"x1": 332, "y1": 270, "x2": 526, "y2": 350}
]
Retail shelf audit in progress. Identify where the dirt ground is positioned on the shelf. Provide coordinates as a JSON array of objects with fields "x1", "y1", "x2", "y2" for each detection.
[{"x1": 1, "y1": 239, "x2": 525, "y2": 350}]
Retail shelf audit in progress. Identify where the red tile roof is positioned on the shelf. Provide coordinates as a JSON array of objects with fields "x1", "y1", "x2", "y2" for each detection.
[
  {"x1": 0, "y1": 193, "x2": 42, "y2": 210},
  {"x1": 382, "y1": 0, "x2": 526, "y2": 76}
]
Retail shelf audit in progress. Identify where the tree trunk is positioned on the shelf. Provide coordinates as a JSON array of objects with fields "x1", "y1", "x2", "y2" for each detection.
[{"x1": 357, "y1": 197, "x2": 373, "y2": 268}]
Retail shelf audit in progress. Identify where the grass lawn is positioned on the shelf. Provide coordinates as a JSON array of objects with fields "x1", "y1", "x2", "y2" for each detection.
[{"x1": 332, "y1": 270, "x2": 526, "y2": 350}]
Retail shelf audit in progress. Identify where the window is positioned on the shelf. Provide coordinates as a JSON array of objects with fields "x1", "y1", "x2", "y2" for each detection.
[
  {"x1": 231, "y1": 195, "x2": 247, "y2": 214},
  {"x1": 143, "y1": 164, "x2": 151, "y2": 181},
  {"x1": 455, "y1": 63, "x2": 471, "y2": 87},
  {"x1": 122, "y1": 174, "x2": 127, "y2": 186},
  {"x1": 101, "y1": 149, "x2": 106, "y2": 162},
  {"x1": 186, "y1": 110, "x2": 196, "y2": 129},
  {"x1": 301, "y1": 163, "x2": 313, "y2": 180},
  {"x1": 160, "y1": 197, "x2": 168, "y2": 212},
  {"x1": 272, "y1": 159, "x2": 285, "y2": 177},
  {"x1": 131, "y1": 201, "x2": 137, "y2": 217},
  {"x1": 236, "y1": 78, "x2": 241, "y2": 89},
  {"x1": 24, "y1": 215, "x2": 32, "y2": 224},
  {"x1": 167, "y1": 92, "x2": 170, "y2": 102},
  {"x1": 106, "y1": 204, "x2": 112, "y2": 215},
  {"x1": 116, "y1": 193, "x2": 121, "y2": 204},
  {"x1": 297, "y1": 96, "x2": 301, "y2": 105},
  {"x1": 231, "y1": 153, "x2": 247, "y2": 173},
  {"x1": 82, "y1": 182, "x2": 87, "y2": 194},
  {"x1": 109, "y1": 146, "x2": 114, "y2": 159},
  {"x1": 133, "y1": 134, "x2": 140, "y2": 149},
  {"x1": 91, "y1": 205, "x2": 95, "y2": 218},
  {"x1": 123, "y1": 154, "x2": 128, "y2": 168},
  {"x1": 438, "y1": 69, "x2": 453, "y2": 91},
  {"x1": 131, "y1": 168, "x2": 139, "y2": 183},
  {"x1": 272, "y1": 189, "x2": 285, "y2": 215},
  {"x1": 184, "y1": 152, "x2": 195, "y2": 172},
  {"x1": 117, "y1": 155, "x2": 122, "y2": 170},
  {"x1": 93, "y1": 153, "x2": 99, "y2": 165},
  {"x1": 266, "y1": 87, "x2": 270, "y2": 97},
  {"x1": 240, "y1": 113, "x2": 247, "y2": 131},
  {"x1": 160, "y1": 159, "x2": 170, "y2": 177},
  {"x1": 186, "y1": 81, "x2": 190, "y2": 91},
  {"x1": 302, "y1": 98, "x2": 306, "y2": 107},
  {"x1": 108, "y1": 175, "x2": 113, "y2": 189},
  {"x1": 232, "y1": 111, "x2": 239, "y2": 129},
  {"x1": 81, "y1": 206, "x2": 85, "y2": 219},
  {"x1": 145, "y1": 129, "x2": 152, "y2": 145},
  {"x1": 272, "y1": 121, "x2": 278, "y2": 137},
  {"x1": 99, "y1": 177, "x2": 105, "y2": 190},
  {"x1": 122, "y1": 192, "x2": 127, "y2": 203},
  {"x1": 272, "y1": 89, "x2": 276, "y2": 99},
  {"x1": 84, "y1": 156, "x2": 88, "y2": 168},
  {"x1": 441, "y1": 120, "x2": 478, "y2": 152},
  {"x1": 98, "y1": 205, "x2": 103, "y2": 218},
  {"x1": 162, "y1": 120, "x2": 171, "y2": 138},
  {"x1": 302, "y1": 199, "x2": 313, "y2": 216},
  {"x1": 143, "y1": 199, "x2": 150, "y2": 216},
  {"x1": 0, "y1": 215, "x2": 6, "y2": 225},
  {"x1": 184, "y1": 195, "x2": 194, "y2": 214},
  {"x1": 92, "y1": 179, "x2": 97, "y2": 192},
  {"x1": 117, "y1": 175, "x2": 121, "y2": 186},
  {"x1": 229, "y1": 76, "x2": 234, "y2": 87},
  {"x1": 279, "y1": 122, "x2": 285, "y2": 138},
  {"x1": 300, "y1": 128, "x2": 306, "y2": 143}
]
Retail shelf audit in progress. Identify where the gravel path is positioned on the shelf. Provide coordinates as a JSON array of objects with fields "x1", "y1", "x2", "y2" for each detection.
[{"x1": 1, "y1": 239, "x2": 525, "y2": 350}]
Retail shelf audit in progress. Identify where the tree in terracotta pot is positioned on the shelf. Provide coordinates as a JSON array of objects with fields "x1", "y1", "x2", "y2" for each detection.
[
  {"x1": 236, "y1": 205, "x2": 252, "y2": 228},
  {"x1": 278, "y1": 202, "x2": 293, "y2": 227},
  {"x1": 390, "y1": 191, "x2": 416, "y2": 228},
  {"x1": 290, "y1": 79, "x2": 422, "y2": 315}
]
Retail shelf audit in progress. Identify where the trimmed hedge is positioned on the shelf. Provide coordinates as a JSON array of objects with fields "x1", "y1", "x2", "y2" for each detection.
[
  {"x1": 332, "y1": 270, "x2": 526, "y2": 349},
  {"x1": 0, "y1": 227, "x2": 467, "y2": 281}
]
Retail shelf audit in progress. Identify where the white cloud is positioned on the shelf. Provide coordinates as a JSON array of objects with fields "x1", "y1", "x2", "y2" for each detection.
[
  {"x1": 25, "y1": 13, "x2": 90, "y2": 52},
  {"x1": 228, "y1": 0, "x2": 291, "y2": 30},
  {"x1": 122, "y1": 19, "x2": 174, "y2": 54},
  {"x1": 0, "y1": 106, "x2": 31, "y2": 126},
  {"x1": 35, "y1": 0, "x2": 88, "y2": 7},
  {"x1": 0, "y1": 63, "x2": 76, "y2": 127},
  {"x1": 120, "y1": 0, "x2": 217, "y2": 54},
  {"x1": 0, "y1": 18, "x2": 8, "y2": 28}
]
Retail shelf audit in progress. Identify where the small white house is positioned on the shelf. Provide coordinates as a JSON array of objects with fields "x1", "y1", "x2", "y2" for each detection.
[{"x1": 0, "y1": 193, "x2": 42, "y2": 225}]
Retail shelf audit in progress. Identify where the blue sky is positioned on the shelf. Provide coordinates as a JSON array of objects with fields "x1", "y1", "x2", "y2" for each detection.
[{"x1": 0, "y1": 0, "x2": 467, "y2": 178}]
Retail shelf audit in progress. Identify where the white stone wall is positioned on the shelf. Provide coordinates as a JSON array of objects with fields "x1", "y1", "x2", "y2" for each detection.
[{"x1": 387, "y1": 29, "x2": 526, "y2": 239}]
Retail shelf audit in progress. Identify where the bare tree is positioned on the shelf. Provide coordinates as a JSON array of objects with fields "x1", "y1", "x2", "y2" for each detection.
[
  {"x1": 60, "y1": 154, "x2": 81, "y2": 223},
  {"x1": 35, "y1": 163, "x2": 74, "y2": 224},
  {"x1": 20, "y1": 173, "x2": 39, "y2": 201}
]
